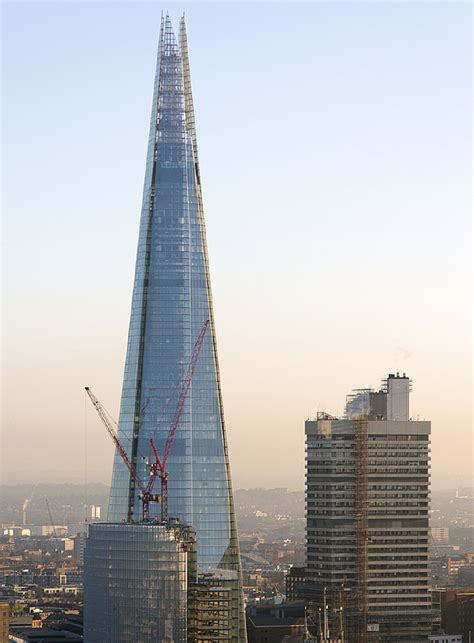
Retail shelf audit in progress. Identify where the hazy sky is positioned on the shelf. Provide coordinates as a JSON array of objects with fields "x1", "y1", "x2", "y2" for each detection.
[{"x1": 2, "y1": 2, "x2": 472, "y2": 492}]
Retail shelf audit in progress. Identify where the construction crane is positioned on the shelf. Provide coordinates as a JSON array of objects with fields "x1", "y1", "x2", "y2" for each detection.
[
  {"x1": 45, "y1": 498, "x2": 61, "y2": 560},
  {"x1": 85, "y1": 386, "x2": 160, "y2": 522},
  {"x1": 149, "y1": 319, "x2": 209, "y2": 521},
  {"x1": 85, "y1": 318, "x2": 209, "y2": 523},
  {"x1": 45, "y1": 497, "x2": 58, "y2": 540}
]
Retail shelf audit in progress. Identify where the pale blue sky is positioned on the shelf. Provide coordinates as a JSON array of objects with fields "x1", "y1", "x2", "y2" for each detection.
[{"x1": 2, "y1": 2, "x2": 472, "y2": 489}]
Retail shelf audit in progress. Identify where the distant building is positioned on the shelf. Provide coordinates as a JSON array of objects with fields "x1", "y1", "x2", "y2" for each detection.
[
  {"x1": 285, "y1": 567, "x2": 307, "y2": 601},
  {"x1": 31, "y1": 613, "x2": 42, "y2": 628},
  {"x1": 433, "y1": 588, "x2": 474, "y2": 642},
  {"x1": 71, "y1": 534, "x2": 85, "y2": 565},
  {"x1": 431, "y1": 527, "x2": 449, "y2": 546},
  {"x1": 9, "y1": 626, "x2": 82, "y2": 642},
  {"x1": 60, "y1": 538, "x2": 74, "y2": 553},
  {"x1": 2, "y1": 527, "x2": 30, "y2": 537},
  {"x1": 0, "y1": 602, "x2": 9, "y2": 643},
  {"x1": 447, "y1": 558, "x2": 463, "y2": 577},
  {"x1": 305, "y1": 373, "x2": 432, "y2": 641},
  {"x1": 41, "y1": 526, "x2": 67, "y2": 538},
  {"x1": 447, "y1": 552, "x2": 474, "y2": 578},
  {"x1": 84, "y1": 521, "x2": 196, "y2": 642},
  {"x1": 457, "y1": 565, "x2": 474, "y2": 587},
  {"x1": 43, "y1": 587, "x2": 81, "y2": 596},
  {"x1": 246, "y1": 601, "x2": 309, "y2": 642}
]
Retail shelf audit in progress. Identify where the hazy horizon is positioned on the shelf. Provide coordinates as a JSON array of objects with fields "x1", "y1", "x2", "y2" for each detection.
[
  {"x1": 1, "y1": 481, "x2": 472, "y2": 494},
  {"x1": 2, "y1": 3, "x2": 472, "y2": 492}
]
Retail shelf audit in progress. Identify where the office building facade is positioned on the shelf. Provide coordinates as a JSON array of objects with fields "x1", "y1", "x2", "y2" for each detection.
[
  {"x1": 84, "y1": 522, "x2": 195, "y2": 642},
  {"x1": 306, "y1": 373, "x2": 432, "y2": 641}
]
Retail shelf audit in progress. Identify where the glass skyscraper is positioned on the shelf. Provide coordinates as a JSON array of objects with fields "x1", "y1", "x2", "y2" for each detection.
[
  {"x1": 106, "y1": 13, "x2": 245, "y2": 639},
  {"x1": 84, "y1": 522, "x2": 196, "y2": 642}
]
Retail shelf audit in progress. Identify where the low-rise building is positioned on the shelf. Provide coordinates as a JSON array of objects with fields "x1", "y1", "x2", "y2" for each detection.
[
  {"x1": 285, "y1": 567, "x2": 306, "y2": 601},
  {"x1": 71, "y1": 535, "x2": 85, "y2": 566},
  {"x1": 9, "y1": 625, "x2": 82, "y2": 642},
  {"x1": 246, "y1": 601, "x2": 310, "y2": 642},
  {"x1": 432, "y1": 588, "x2": 474, "y2": 642},
  {"x1": 431, "y1": 528, "x2": 450, "y2": 546}
]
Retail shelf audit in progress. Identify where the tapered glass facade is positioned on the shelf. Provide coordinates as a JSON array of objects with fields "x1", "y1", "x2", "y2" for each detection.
[{"x1": 107, "y1": 14, "x2": 245, "y2": 639}]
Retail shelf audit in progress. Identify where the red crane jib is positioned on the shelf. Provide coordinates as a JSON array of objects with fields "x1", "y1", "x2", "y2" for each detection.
[
  {"x1": 162, "y1": 318, "x2": 210, "y2": 467},
  {"x1": 148, "y1": 319, "x2": 209, "y2": 521},
  {"x1": 85, "y1": 318, "x2": 209, "y2": 523},
  {"x1": 85, "y1": 387, "x2": 148, "y2": 497}
]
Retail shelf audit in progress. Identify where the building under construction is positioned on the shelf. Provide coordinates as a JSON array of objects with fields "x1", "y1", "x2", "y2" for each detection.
[{"x1": 304, "y1": 373, "x2": 433, "y2": 642}]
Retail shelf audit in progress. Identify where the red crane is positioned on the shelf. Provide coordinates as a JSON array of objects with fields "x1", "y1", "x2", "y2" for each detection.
[
  {"x1": 85, "y1": 386, "x2": 160, "y2": 522},
  {"x1": 149, "y1": 319, "x2": 209, "y2": 521},
  {"x1": 85, "y1": 318, "x2": 209, "y2": 523}
]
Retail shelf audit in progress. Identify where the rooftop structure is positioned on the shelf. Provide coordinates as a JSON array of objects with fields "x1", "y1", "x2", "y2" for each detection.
[{"x1": 246, "y1": 601, "x2": 311, "y2": 643}]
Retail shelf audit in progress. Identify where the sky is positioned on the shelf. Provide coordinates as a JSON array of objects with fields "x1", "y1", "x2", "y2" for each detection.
[{"x1": 2, "y1": 1, "x2": 472, "y2": 492}]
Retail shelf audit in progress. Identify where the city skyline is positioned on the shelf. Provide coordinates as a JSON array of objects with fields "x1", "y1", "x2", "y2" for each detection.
[{"x1": 2, "y1": 3, "x2": 472, "y2": 493}]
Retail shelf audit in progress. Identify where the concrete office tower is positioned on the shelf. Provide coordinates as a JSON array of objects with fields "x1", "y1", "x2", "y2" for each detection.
[
  {"x1": 84, "y1": 522, "x2": 196, "y2": 642},
  {"x1": 105, "y1": 13, "x2": 245, "y2": 640},
  {"x1": 306, "y1": 373, "x2": 432, "y2": 642}
]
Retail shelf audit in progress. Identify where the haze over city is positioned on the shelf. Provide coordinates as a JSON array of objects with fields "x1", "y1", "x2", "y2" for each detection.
[{"x1": 2, "y1": 2, "x2": 472, "y2": 492}]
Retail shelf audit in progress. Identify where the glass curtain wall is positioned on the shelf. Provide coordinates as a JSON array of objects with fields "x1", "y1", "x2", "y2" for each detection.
[{"x1": 84, "y1": 523, "x2": 193, "y2": 642}]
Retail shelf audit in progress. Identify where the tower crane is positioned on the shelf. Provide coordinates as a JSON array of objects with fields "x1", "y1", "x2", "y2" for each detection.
[
  {"x1": 149, "y1": 318, "x2": 209, "y2": 521},
  {"x1": 85, "y1": 318, "x2": 209, "y2": 523},
  {"x1": 45, "y1": 498, "x2": 58, "y2": 541},
  {"x1": 85, "y1": 386, "x2": 160, "y2": 522}
]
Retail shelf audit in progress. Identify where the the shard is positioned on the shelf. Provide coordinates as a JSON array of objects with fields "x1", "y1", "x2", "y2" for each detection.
[{"x1": 106, "y1": 13, "x2": 245, "y2": 639}]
